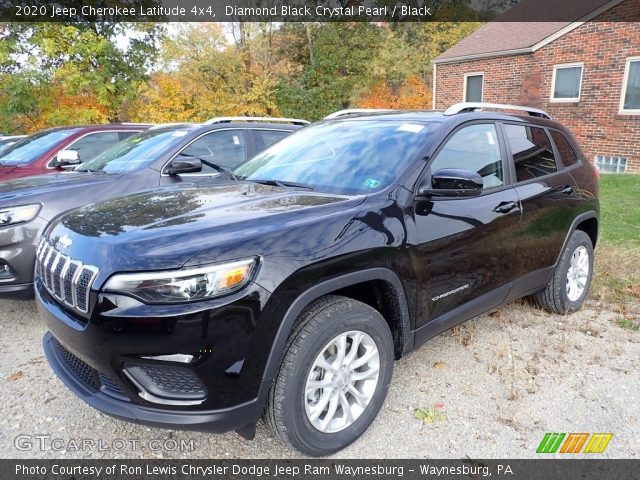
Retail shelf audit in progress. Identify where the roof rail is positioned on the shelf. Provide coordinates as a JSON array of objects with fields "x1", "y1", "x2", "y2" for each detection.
[
  {"x1": 204, "y1": 116, "x2": 309, "y2": 126},
  {"x1": 444, "y1": 102, "x2": 551, "y2": 120},
  {"x1": 0, "y1": 134, "x2": 26, "y2": 140},
  {"x1": 324, "y1": 109, "x2": 394, "y2": 120},
  {"x1": 148, "y1": 122, "x2": 195, "y2": 130}
]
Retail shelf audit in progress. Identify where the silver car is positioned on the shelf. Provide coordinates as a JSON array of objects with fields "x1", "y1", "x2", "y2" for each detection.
[{"x1": 0, "y1": 119, "x2": 303, "y2": 297}]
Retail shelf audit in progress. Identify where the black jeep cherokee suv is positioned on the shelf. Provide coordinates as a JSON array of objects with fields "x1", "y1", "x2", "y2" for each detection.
[{"x1": 37, "y1": 104, "x2": 599, "y2": 456}]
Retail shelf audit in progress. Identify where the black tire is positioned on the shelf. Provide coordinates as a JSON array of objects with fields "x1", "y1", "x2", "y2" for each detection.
[
  {"x1": 533, "y1": 230, "x2": 594, "y2": 314},
  {"x1": 264, "y1": 295, "x2": 394, "y2": 456}
]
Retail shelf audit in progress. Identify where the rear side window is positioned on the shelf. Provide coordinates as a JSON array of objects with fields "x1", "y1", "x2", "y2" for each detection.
[
  {"x1": 253, "y1": 129, "x2": 290, "y2": 151},
  {"x1": 68, "y1": 132, "x2": 121, "y2": 163},
  {"x1": 505, "y1": 125, "x2": 557, "y2": 182},
  {"x1": 550, "y1": 130, "x2": 579, "y2": 167},
  {"x1": 429, "y1": 123, "x2": 503, "y2": 190},
  {"x1": 181, "y1": 130, "x2": 247, "y2": 172},
  {"x1": 119, "y1": 131, "x2": 138, "y2": 141}
]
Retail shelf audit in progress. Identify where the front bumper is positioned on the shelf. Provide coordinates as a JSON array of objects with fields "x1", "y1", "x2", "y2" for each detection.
[
  {"x1": 43, "y1": 331, "x2": 265, "y2": 433},
  {"x1": 36, "y1": 277, "x2": 276, "y2": 434},
  {"x1": 0, "y1": 282, "x2": 33, "y2": 299}
]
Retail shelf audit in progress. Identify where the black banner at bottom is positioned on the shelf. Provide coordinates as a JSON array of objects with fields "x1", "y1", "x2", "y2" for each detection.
[{"x1": 2, "y1": 459, "x2": 639, "y2": 480}]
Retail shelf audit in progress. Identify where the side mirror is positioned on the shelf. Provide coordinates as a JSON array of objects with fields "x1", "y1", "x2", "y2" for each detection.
[
  {"x1": 166, "y1": 156, "x2": 202, "y2": 175},
  {"x1": 53, "y1": 150, "x2": 81, "y2": 169},
  {"x1": 418, "y1": 168, "x2": 483, "y2": 198}
]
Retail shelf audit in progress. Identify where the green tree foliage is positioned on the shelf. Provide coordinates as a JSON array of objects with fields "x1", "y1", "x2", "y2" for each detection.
[
  {"x1": 274, "y1": 22, "x2": 482, "y2": 119},
  {"x1": 0, "y1": 22, "x2": 163, "y2": 132},
  {"x1": 275, "y1": 23, "x2": 383, "y2": 120},
  {"x1": 1, "y1": 21, "x2": 485, "y2": 130}
]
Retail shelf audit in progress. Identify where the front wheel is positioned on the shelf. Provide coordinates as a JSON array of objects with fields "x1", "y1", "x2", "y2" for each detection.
[
  {"x1": 264, "y1": 295, "x2": 394, "y2": 456},
  {"x1": 533, "y1": 230, "x2": 594, "y2": 314}
]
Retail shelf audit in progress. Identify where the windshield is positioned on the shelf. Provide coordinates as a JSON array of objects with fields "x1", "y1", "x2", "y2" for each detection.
[
  {"x1": 0, "y1": 129, "x2": 79, "y2": 166},
  {"x1": 233, "y1": 120, "x2": 440, "y2": 194},
  {"x1": 76, "y1": 128, "x2": 192, "y2": 174}
]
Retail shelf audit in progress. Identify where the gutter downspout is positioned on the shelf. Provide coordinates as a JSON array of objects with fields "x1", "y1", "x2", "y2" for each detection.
[{"x1": 432, "y1": 63, "x2": 437, "y2": 110}]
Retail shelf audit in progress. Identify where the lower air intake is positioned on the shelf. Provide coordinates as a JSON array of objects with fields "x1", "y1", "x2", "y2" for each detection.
[{"x1": 124, "y1": 364, "x2": 207, "y2": 405}]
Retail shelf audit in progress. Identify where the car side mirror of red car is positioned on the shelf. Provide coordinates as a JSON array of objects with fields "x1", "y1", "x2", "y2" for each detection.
[{"x1": 52, "y1": 150, "x2": 81, "y2": 169}]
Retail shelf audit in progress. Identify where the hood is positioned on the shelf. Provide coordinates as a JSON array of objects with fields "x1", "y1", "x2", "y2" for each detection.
[
  {"x1": 0, "y1": 172, "x2": 117, "y2": 217},
  {"x1": 47, "y1": 182, "x2": 365, "y2": 274},
  {"x1": 0, "y1": 164, "x2": 21, "y2": 178}
]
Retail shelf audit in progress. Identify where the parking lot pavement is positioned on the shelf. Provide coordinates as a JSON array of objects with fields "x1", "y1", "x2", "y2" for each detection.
[{"x1": 1, "y1": 297, "x2": 638, "y2": 459}]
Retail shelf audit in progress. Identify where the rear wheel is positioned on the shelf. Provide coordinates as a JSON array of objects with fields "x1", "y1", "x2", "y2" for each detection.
[
  {"x1": 264, "y1": 295, "x2": 394, "y2": 456},
  {"x1": 533, "y1": 230, "x2": 594, "y2": 314}
]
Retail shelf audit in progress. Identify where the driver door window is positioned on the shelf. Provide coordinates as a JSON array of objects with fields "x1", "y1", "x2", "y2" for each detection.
[
  {"x1": 429, "y1": 123, "x2": 504, "y2": 190},
  {"x1": 180, "y1": 130, "x2": 246, "y2": 174},
  {"x1": 66, "y1": 132, "x2": 121, "y2": 163}
]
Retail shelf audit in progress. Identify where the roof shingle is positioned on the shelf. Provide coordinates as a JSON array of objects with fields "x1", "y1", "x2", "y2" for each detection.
[{"x1": 435, "y1": 0, "x2": 619, "y2": 62}]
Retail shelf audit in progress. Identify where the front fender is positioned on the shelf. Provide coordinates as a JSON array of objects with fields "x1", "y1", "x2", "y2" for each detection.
[{"x1": 260, "y1": 267, "x2": 413, "y2": 383}]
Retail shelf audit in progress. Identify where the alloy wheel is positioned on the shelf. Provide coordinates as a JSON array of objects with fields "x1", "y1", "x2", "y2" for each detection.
[
  {"x1": 304, "y1": 330, "x2": 380, "y2": 433},
  {"x1": 566, "y1": 245, "x2": 590, "y2": 302}
]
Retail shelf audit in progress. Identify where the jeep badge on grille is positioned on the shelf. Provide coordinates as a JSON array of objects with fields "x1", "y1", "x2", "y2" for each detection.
[{"x1": 58, "y1": 235, "x2": 72, "y2": 249}]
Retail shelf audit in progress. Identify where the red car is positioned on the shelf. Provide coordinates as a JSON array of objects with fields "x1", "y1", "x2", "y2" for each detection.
[{"x1": 0, "y1": 124, "x2": 150, "y2": 181}]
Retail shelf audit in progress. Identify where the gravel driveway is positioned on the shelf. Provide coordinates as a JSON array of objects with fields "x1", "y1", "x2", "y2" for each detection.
[{"x1": 1, "y1": 297, "x2": 638, "y2": 459}]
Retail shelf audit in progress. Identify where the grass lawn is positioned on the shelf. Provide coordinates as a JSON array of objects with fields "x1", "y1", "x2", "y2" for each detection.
[
  {"x1": 591, "y1": 174, "x2": 640, "y2": 328},
  {"x1": 598, "y1": 174, "x2": 640, "y2": 246}
]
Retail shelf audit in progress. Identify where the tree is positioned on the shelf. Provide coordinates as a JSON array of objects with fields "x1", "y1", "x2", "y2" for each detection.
[
  {"x1": 0, "y1": 21, "x2": 485, "y2": 130},
  {"x1": 357, "y1": 75, "x2": 432, "y2": 109},
  {"x1": 276, "y1": 23, "x2": 383, "y2": 120},
  {"x1": 274, "y1": 21, "x2": 481, "y2": 119},
  {"x1": 131, "y1": 23, "x2": 281, "y2": 122},
  {"x1": 0, "y1": 22, "x2": 163, "y2": 132},
  {"x1": 387, "y1": 22, "x2": 483, "y2": 84}
]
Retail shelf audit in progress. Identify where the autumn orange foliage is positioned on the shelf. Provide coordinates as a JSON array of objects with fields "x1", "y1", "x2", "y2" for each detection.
[
  {"x1": 357, "y1": 76, "x2": 432, "y2": 110},
  {"x1": 22, "y1": 84, "x2": 109, "y2": 133}
]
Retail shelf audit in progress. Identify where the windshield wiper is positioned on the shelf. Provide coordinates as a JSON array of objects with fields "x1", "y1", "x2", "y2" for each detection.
[{"x1": 250, "y1": 179, "x2": 315, "y2": 190}]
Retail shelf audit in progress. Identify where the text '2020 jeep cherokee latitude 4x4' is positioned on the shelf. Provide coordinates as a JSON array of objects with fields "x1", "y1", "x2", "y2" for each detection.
[{"x1": 37, "y1": 104, "x2": 599, "y2": 456}]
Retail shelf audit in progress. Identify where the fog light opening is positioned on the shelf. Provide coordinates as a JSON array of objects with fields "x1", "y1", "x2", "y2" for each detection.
[
  {"x1": 0, "y1": 263, "x2": 13, "y2": 280},
  {"x1": 122, "y1": 363, "x2": 207, "y2": 406}
]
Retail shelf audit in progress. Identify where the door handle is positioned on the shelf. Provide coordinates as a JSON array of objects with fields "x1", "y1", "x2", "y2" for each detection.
[
  {"x1": 562, "y1": 185, "x2": 575, "y2": 195},
  {"x1": 494, "y1": 201, "x2": 519, "y2": 214}
]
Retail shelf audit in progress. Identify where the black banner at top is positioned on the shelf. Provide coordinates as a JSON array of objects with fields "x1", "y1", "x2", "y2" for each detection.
[{"x1": 1, "y1": 0, "x2": 639, "y2": 22}]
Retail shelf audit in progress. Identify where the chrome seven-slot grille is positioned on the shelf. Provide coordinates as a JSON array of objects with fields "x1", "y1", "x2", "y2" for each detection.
[{"x1": 36, "y1": 239, "x2": 99, "y2": 313}]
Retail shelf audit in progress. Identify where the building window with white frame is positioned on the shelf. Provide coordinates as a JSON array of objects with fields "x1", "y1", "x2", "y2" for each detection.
[
  {"x1": 551, "y1": 63, "x2": 583, "y2": 102},
  {"x1": 464, "y1": 73, "x2": 483, "y2": 102},
  {"x1": 620, "y1": 57, "x2": 640, "y2": 114}
]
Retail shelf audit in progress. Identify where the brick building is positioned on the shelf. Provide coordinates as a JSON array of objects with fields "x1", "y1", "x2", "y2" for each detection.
[{"x1": 433, "y1": 0, "x2": 640, "y2": 173}]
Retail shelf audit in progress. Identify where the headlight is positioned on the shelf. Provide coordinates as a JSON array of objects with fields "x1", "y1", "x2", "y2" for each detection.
[
  {"x1": 0, "y1": 204, "x2": 41, "y2": 227},
  {"x1": 103, "y1": 258, "x2": 258, "y2": 304}
]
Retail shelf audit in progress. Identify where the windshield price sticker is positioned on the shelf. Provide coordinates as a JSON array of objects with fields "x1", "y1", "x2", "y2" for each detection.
[{"x1": 398, "y1": 124, "x2": 425, "y2": 133}]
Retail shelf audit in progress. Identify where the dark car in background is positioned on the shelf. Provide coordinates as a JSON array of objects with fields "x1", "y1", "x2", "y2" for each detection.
[
  {"x1": 0, "y1": 118, "x2": 305, "y2": 298},
  {"x1": 35, "y1": 104, "x2": 599, "y2": 455},
  {"x1": 0, "y1": 124, "x2": 150, "y2": 181}
]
